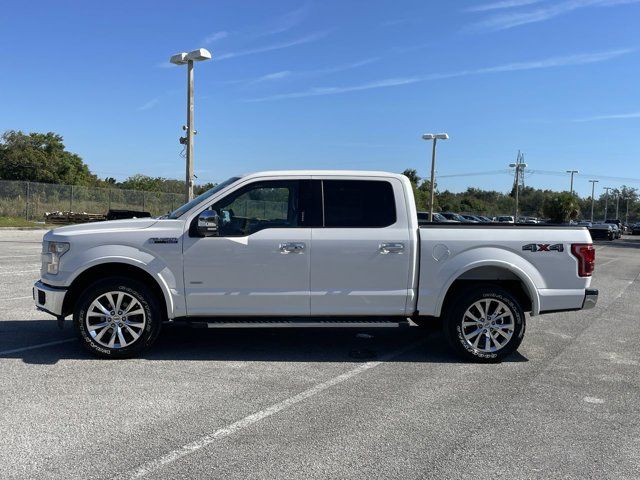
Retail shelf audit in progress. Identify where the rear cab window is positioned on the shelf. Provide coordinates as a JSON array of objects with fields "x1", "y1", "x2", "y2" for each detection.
[{"x1": 322, "y1": 180, "x2": 396, "y2": 228}]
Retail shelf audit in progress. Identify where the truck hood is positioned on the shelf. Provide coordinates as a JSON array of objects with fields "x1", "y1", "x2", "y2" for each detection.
[{"x1": 49, "y1": 218, "x2": 159, "y2": 235}]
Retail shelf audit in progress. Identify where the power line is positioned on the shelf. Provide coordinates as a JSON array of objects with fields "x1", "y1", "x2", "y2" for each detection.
[
  {"x1": 438, "y1": 169, "x2": 510, "y2": 178},
  {"x1": 527, "y1": 169, "x2": 640, "y2": 184}
]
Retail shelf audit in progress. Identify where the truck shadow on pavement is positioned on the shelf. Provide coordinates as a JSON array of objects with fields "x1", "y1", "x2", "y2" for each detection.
[{"x1": 1, "y1": 320, "x2": 528, "y2": 365}]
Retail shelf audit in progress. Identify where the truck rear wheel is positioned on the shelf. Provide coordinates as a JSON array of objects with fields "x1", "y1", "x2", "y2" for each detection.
[
  {"x1": 443, "y1": 285, "x2": 525, "y2": 362},
  {"x1": 73, "y1": 277, "x2": 162, "y2": 359}
]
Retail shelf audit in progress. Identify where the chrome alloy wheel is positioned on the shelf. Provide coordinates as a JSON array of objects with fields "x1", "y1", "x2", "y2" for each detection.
[
  {"x1": 85, "y1": 291, "x2": 146, "y2": 349},
  {"x1": 460, "y1": 298, "x2": 515, "y2": 353}
]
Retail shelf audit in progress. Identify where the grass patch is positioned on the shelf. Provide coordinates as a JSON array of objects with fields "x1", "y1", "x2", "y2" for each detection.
[{"x1": 0, "y1": 217, "x2": 48, "y2": 228}]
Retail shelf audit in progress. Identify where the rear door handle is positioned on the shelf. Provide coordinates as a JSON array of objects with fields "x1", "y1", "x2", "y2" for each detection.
[
  {"x1": 379, "y1": 242, "x2": 404, "y2": 254},
  {"x1": 279, "y1": 242, "x2": 306, "y2": 254}
]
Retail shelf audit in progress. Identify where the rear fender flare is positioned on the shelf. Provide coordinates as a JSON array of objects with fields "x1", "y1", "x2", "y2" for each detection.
[{"x1": 435, "y1": 257, "x2": 541, "y2": 317}]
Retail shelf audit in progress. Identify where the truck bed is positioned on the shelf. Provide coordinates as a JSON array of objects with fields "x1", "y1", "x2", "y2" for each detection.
[{"x1": 416, "y1": 224, "x2": 593, "y2": 317}]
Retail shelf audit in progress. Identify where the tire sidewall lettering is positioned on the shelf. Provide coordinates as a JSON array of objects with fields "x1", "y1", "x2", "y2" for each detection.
[
  {"x1": 452, "y1": 290, "x2": 524, "y2": 361},
  {"x1": 75, "y1": 279, "x2": 158, "y2": 358}
]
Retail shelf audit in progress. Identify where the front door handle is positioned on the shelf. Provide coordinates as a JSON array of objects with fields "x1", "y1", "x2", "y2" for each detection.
[
  {"x1": 279, "y1": 242, "x2": 306, "y2": 254},
  {"x1": 379, "y1": 242, "x2": 404, "y2": 254}
]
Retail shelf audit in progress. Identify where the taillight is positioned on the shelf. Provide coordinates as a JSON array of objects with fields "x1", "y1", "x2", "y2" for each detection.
[{"x1": 571, "y1": 243, "x2": 595, "y2": 277}]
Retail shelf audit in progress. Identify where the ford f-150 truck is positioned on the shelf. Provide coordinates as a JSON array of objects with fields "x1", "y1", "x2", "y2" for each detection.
[{"x1": 33, "y1": 170, "x2": 598, "y2": 362}]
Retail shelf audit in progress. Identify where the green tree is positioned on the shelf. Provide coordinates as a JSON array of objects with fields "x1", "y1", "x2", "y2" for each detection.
[
  {"x1": 119, "y1": 175, "x2": 186, "y2": 194},
  {"x1": 402, "y1": 168, "x2": 435, "y2": 211},
  {"x1": 542, "y1": 192, "x2": 581, "y2": 223},
  {"x1": 0, "y1": 130, "x2": 99, "y2": 185}
]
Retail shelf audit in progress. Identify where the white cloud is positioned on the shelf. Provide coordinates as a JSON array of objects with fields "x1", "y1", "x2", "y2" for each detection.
[
  {"x1": 473, "y1": 47, "x2": 634, "y2": 72},
  {"x1": 261, "y1": 3, "x2": 311, "y2": 36},
  {"x1": 218, "y1": 57, "x2": 378, "y2": 87},
  {"x1": 302, "y1": 57, "x2": 380, "y2": 76},
  {"x1": 203, "y1": 31, "x2": 229, "y2": 44},
  {"x1": 469, "y1": 0, "x2": 640, "y2": 31},
  {"x1": 137, "y1": 98, "x2": 159, "y2": 111},
  {"x1": 216, "y1": 31, "x2": 328, "y2": 61},
  {"x1": 245, "y1": 77, "x2": 422, "y2": 101},
  {"x1": 245, "y1": 48, "x2": 634, "y2": 101},
  {"x1": 573, "y1": 111, "x2": 640, "y2": 121},
  {"x1": 466, "y1": 0, "x2": 543, "y2": 12},
  {"x1": 252, "y1": 71, "x2": 292, "y2": 83}
]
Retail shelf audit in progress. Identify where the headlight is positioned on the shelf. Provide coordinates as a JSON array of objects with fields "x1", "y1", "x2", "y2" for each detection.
[{"x1": 42, "y1": 241, "x2": 70, "y2": 275}]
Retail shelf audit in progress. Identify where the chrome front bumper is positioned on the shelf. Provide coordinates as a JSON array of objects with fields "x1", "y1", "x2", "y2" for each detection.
[
  {"x1": 582, "y1": 288, "x2": 598, "y2": 310},
  {"x1": 33, "y1": 280, "x2": 67, "y2": 317}
]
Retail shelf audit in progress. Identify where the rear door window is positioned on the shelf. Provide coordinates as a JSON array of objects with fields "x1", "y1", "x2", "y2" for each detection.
[{"x1": 322, "y1": 180, "x2": 396, "y2": 228}]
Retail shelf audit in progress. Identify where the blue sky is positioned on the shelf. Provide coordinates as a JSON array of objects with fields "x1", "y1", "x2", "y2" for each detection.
[{"x1": 1, "y1": 0, "x2": 639, "y2": 197}]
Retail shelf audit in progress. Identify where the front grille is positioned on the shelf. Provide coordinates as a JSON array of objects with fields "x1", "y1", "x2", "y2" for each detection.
[{"x1": 37, "y1": 289, "x2": 46, "y2": 305}]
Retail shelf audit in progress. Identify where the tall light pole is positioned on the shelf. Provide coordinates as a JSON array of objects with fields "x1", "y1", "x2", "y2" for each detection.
[
  {"x1": 589, "y1": 179, "x2": 599, "y2": 222},
  {"x1": 566, "y1": 170, "x2": 579, "y2": 195},
  {"x1": 615, "y1": 190, "x2": 620, "y2": 220},
  {"x1": 170, "y1": 48, "x2": 212, "y2": 202},
  {"x1": 510, "y1": 152, "x2": 527, "y2": 223},
  {"x1": 625, "y1": 197, "x2": 630, "y2": 224},
  {"x1": 421, "y1": 133, "x2": 449, "y2": 222},
  {"x1": 603, "y1": 186, "x2": 613, "y2": 222}
]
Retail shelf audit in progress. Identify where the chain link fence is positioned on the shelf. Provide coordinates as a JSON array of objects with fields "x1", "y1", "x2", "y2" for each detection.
[{"x1": 0, "y1": 180, "x2": 184, "y2": 221}]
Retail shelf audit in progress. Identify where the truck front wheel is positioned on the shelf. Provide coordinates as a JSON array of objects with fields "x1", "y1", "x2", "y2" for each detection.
[
  {"x1": 73, "y1": 277, "x2": 162, "y2": 359},
  {"x1": 443, "y1": 286, "x2": 525, "y2": 362}
]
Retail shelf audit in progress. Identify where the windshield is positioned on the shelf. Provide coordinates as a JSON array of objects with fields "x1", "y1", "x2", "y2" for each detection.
[{"x1": 165, "y1": 177, "x2": 241, "y2": 219}]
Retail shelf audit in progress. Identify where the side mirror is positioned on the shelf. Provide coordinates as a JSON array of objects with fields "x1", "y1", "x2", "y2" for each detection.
[{"x1": 197, "y1": 210, "x2": 220, "y2": 237}]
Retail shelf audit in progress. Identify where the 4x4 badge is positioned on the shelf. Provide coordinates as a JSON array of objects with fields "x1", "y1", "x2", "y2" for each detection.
[{"x1": 522, "y1": 243, "x2": 564, "y2": 252}]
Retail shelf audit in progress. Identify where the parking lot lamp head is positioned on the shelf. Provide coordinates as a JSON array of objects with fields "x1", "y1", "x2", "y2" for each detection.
[
  {"x1": 422, "y1": 132, "x2": 449, "y2": 222},
  {"x1": 186, "y1": 48, "x2": 212, "y2": 62},
  {"x1": 170, "y1": 52, "x2": 188, "y2": 65}
]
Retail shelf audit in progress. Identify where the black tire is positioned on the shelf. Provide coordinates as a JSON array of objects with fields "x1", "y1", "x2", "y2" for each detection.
[
  {"x1": 73, "y1": 277, "x2": 163, "y2": 359},
  {"x1": 443, "y1": 285, "x2": 525, "y2": 363}
]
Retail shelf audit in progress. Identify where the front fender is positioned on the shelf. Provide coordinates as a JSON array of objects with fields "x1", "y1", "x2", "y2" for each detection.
[{"x1": 49, "y1": 245, "x2": 179, "y2": 318}]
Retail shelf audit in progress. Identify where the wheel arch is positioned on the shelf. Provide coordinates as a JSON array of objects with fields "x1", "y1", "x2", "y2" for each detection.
[
  {"x1": 437, "y1": 262, "x2": 540, "y2": 318},
  {"x1": 61, "y1": 261, "x2": 172, "y2": 319}
]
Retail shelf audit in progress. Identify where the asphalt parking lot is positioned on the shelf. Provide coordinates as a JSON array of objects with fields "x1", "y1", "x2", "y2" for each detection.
[{"x1": 1, "y1": 230, "x2": 639, "y2": 480}]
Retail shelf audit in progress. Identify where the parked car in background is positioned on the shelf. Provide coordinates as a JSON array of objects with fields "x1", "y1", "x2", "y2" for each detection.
[
  {"x1": 577, "y1": 221, "x2": 593, "y2": 228},
  {"x1": 476, "y1": 215, "x2": 492, "y2": 222},
  {"x1": 631, "y1": 223, "x2": 640, "y2": 235},
  {"x1": 441, "y1": 212, "x2": 473, "y2": 223},
  {"x1": 460, "y1": 214, "x2": 484, "y2": 223},
  {"x1": 588, "y1": 223, "x2": 615, "y2": 241},
  {"x1": 496, "y1": 215, "x2": 515, "y2": 224},
  {"x1": 605, "y1": 219, "x2": 623, "y2": 237},
  {"x1": 417, "y1": 212, "x2": 459, "y2": 223},
  {"x1": 609, "y1": 223, "x2": 621, "y2": 239}
]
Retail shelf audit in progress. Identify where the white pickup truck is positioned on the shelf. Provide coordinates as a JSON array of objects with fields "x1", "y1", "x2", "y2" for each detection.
[{"x1": 34, "y1": 170, "x2": 598, "y2": 362}]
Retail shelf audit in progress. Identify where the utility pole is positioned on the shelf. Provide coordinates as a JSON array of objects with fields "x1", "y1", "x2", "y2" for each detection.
[
  {"x1": 615, "y1": 191, "x2": 620, "y2": 220},
  {"x1": 566, "y1": 170, "x2": 579, "y2": 195},
  {"x1": 625, "y1": 197, "x2": 630, "y2": 224},
  {"x1": 603, "y1": 187, "x2": 613, "y2": 222},
  {"x1": 510, "y1": 151, "x2": 527, "y2": 223},
  {"x1": 589, "y1": 180, "x2": 599, "y2": 223},
  {"x1": 421, "y1": 133, "x2": 449, "y2": 222},
  {"x1": 170, "y1": 48, "x2": 212, "y2": 203}
]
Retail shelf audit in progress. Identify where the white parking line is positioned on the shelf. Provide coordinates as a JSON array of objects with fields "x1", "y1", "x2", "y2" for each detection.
[
  {"x1": 0, "y1": 338, "x2": 76, "y2": 356},
  {"x1": 123, "y1": 339, "x2": 425, "y2": 479},
  {"x1": 0, "y1": 269, "x2": 40, "y2": 275},
  {"x1": 615, "y1": 272, "x2": 640, "y2": 300},
  {"x1": 0, "y1": 296, "x2": 32, "y2": 301},
  {"x1": 0, "y1": 254, "x2": 40, "y2": 258},
  {"x1": 597, "y1": 258, "x2": 617, "y2": 267}
]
